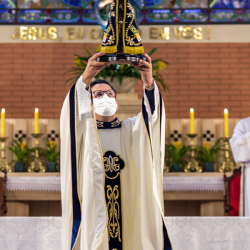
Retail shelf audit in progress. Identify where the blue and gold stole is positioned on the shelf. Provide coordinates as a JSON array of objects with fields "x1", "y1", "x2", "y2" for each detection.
[
  {"x1": 97, "y1": 117, "x2": 124, "y2": 250},
  {"x1": 69, "y1": 83, "x2": 82, "y2": 250},
  {"x1": 100, "y1": 0, "x2": 144, "y2": 55}
]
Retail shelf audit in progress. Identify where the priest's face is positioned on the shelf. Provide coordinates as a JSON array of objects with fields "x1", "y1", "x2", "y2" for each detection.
[
  {"x1": 91, "y1": 83, "x2": 116, "y2": 100},
  {"x1": 91, "y1": 83, "x2": 119, "y2": 122}
]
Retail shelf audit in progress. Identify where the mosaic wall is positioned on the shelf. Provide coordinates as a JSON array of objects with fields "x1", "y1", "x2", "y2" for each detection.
[{"x1": 0, "y1": 0, "x2": 250, "y2": 23}]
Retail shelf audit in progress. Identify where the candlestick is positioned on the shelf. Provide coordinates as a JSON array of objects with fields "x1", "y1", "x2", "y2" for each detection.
[
  {"x1": 224, "y1": 109, "x2": 229, "y2": 137},
  {"x1": 185, "y1": 134, "x2": 202, "y2": 172},
  {"x1": 28, "y1": 133, "x2": 45, "y2": 172},
  {"x1": 219, "y1": 137, "x2": 234, "y2": 172},
  {"x1": 35, "y1": 108, "x2": 39, "y2": 134},
  {"x1": 190, "y1": 108, "x2": 194, "y2": 134},
  {"x1": 1, "y1": 109, "x2": 5, "y2": 137},
  {"x1": 0, "y1": 137, "x2": 12, "y2": 173}
]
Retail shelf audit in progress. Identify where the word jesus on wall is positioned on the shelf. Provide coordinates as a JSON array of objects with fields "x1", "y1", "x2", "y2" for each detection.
[{"x1": 11, "y1": 26, "x2": 211, "y2": 41}]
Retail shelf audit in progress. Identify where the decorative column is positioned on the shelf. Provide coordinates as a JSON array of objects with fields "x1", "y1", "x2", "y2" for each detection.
[
  {"x1": 28, "y1": 134, "x2": 45, "y2": 172},
  {"x1": 185, "y1": 134, "x2": 202, "y2": 173},
  {"x1": 0, "y1": 137, "x2": 12, "y2": 172},
  {"x1": 219, "y1": 109, "x2": 234, "y2": 172},
  {"x1": 219, "y1": 137, "x2": 234, "y2": 172}
]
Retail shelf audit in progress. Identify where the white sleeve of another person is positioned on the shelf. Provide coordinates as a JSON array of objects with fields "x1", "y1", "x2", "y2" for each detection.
[{"x1": 230, "y1": 118, "x2": 250, "y2": 164}]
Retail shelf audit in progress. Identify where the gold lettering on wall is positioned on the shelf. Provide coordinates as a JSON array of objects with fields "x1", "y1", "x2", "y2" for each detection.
[
  {"x1": 207, "y1": 27, "x2": 210, "y2": 40},
  {"x1": 12, "y1": 26, "x2": 58, "y2": 41},
  {"x1": 48, "y1": 27, "x2": 57, "y2": 40},
  {"x1": 193, "y1": 27, "x2": 203, "y2": 40},
  {"x1": 151, "y1": 26, "x2": 209, "y2": 40},
  {"x1": 159, "y1": 27, "x2": 170, "y2": 40},
  {"x1": 28, "y1": 27, "x2": 38, "y2": 40},
  {"x1": 150, "y1": 27, "x2": 170, "y2": 40},
  {"x1": 66, "y1": 28, "x2": 75, "y2": 39},
  {"x1": 173, "y1": 27, "x2": 182, "y2": 39},
  {"x1": 39, "y1": 28, "x2": 47, "y2": 40},
  {"x1": 66, "y1": 28, "x2": 84, "y2": 40},
  {"x1": 182, "y1": 26, "x2": 193, "y2": 39},
  {"x1": 20, "y1": 26, "x2": 28, "y2": 40},
  {"x1": 90, "y1": 28, "x2": 102, "y2": 39},
  {"x1": 12, "y1": 28, "x2": 19, "y2": 40},
  {"x1": 150, "y1": 28, "x2": 158, "y2": 39},
  {"x1": 75, "y1": 28, "x2": 84, "y2": 40},
  {"x1": 11, "y1": 26, "x2": 211, "y2": 41}
]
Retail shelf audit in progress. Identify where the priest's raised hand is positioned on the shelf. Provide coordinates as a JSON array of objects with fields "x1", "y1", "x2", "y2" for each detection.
[
  {"x1": 81, "y1": 52, "x2": 110, "y2": 87},
  {"x1": 131, "y1": 53, "x2": 154, "y2": 89}
]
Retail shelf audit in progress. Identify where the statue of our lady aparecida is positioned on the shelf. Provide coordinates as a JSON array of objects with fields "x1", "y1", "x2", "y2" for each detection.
[{"x1": 96, "y1": 0, "x2": 146, "y2": 64}]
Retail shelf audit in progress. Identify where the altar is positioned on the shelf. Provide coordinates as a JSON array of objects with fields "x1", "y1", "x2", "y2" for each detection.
[
  {"x1": 163, "y1": 172, "x2": 226, "y2": 216},
  {"x1": 0, "y1": 217, "x2": 249, "y2": 250},
  {"x1": 5, "y1": 172, "x2": 229, "y2": 217},
  {"x1": 1, "y1": 115, "x2": 238, "y2": 217}
]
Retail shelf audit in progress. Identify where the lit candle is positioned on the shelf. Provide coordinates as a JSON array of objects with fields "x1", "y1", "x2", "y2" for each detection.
[
  {"x1": 224, "y1": 109, "x2": 229, "y2": 137},
  {"x1": 1, "y1": 109, "x2": 5, "y2": 137},
  {"x1": 190, "y1": 108, "x2": 194, "y2": 134},
  {"x1": 35, "y1": 108, "x2": 39, "y2": 134}
]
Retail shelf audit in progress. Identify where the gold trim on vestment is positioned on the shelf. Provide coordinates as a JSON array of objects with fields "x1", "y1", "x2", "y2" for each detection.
[
  {"x1": 71, "y1": 85, "x2": 82, "y2": 250},
  {"x1": 142, "y1": 92, "x2": 173, "y2": 249},
  {"x1": 91, "y1": 103, "x2": 109, "y2": 250},
  {"x1": 159, "y1": 98, "x2": 165, "y2": 213},
  {"x1": 73, "y1": 85, "x2": 82, "y2": 250},
  {"x1": 159, "y1": 98, "x2": 165, "y2": 250},
  {"x1": 120, "y1": 166, "x2": 124, "y2": 250},
  {"x1": 75, "y1": 82, "x2": 81, "y2": 209},
  {"x1": 67, "y1": 91, "x2": 74, "y2": 250}
]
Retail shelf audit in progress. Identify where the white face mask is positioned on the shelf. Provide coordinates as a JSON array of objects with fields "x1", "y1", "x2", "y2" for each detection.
[{"x1": 93, "y1": 94, "x2": 117, "y2": 117}]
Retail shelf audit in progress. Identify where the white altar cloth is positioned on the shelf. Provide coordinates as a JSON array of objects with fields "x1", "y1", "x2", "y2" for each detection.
[
  {"x1": 163, "y1": 176, "x2": 224, "y2": 192},
  {"x1": 0, "y1": 217, "x2": 249, "y2": 250},
  {"x1": 6, "y1": 176, "x2": 61, "y2": 192},
  {"x1": 6, "y1": 176, "x2": 224, "y2": 192}
]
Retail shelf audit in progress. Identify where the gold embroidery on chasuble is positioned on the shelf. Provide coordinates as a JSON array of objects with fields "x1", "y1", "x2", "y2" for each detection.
[
  {"x1": 97, "y1": 121, "x2": 104, "y2": 128},
  {"x1": 111, "y1": 119, "x2": 121, "y2": 128},
  {"x1": 96, "y1": 118, "x2": 121, "y2": 129},
  {"x1": 103, "y1": 151, "x2": 125, "y2": 250}
]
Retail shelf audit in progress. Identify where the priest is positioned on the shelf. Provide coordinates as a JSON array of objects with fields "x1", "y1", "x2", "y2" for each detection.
[
  {"x1": 60, "y1": 51, "x2": 172, "y2": 250},
  {"x1": 230, "y1": 117, "x2": 250, "y2": 216}
]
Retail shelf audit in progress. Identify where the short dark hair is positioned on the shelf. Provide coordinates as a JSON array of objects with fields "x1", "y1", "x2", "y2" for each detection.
[
  {"x1": 90, "y1": 79, "x2": 116, "y2": 93},
  {"x1": 89, "y1": 79, "x2": 116, "y2": 100}
]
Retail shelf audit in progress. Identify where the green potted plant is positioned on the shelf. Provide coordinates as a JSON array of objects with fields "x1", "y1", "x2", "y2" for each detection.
[
  {"x1": 64, "y1": 46, "x2": 170, "y2": 93},
  {"x1": 8, "y1": 137, "x2": 33, "y2": 172},
  {"x1": 165, "y1": 142, "x2": 191, "y2": 172},
  {"x1": 195, "y1": 138, "x2": 230, "y2": 172},
  {"x1": 41, "y1": 140, "x2": 60, "y2": 172}
]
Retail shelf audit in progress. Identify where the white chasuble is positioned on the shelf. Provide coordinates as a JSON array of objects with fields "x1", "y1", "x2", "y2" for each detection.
[
  {"x1": 230, "y1": 117, "x2": 250, "y2": 217},
  {"x1": 60, "y1": 79, "x2": 172, "y2": 250}
]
